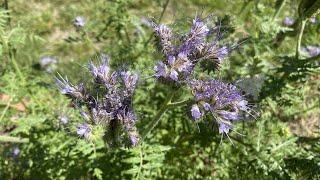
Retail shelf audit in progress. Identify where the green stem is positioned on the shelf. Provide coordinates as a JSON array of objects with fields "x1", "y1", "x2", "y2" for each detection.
[
  {"x1": 0, "y1": 135, "x2": 29, "y2": 143},
  {"x1": 273, "y1": 0, "x2": 287, "y2": 20},
  {"x1": 140, "y1": 88, "x2": 178, "y2": 141},
  {"x1": 144, "y1": 0, "x2": 170, "y2": 46},
  {"x1": 295, "y1": 19, "x2": 306, "y2": 59},
  {"x1": 11, "y1": 56, "x2": 24, "y2": 81},
  {"x1": 167, "y1": 99, "x2": 191, "y2": 107}
]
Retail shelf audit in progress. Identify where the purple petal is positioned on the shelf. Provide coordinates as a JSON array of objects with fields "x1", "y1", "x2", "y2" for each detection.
[
  {"x1": 154, "y1": 61, "x2": 167, "y2": 78},
  {"x1": 218, "y1": 122, "x2": 231, "y2": 134},
  {"x1": 218, "y1": 111, "x2": 239, "y2": 121},
  {"x1": 169, "y1": 70, "x2": 179, "y2": 81},
  {"x1": 191, "y1": 104, "x2": 202, "y2": 120},
  {"x1": 167, "y1": 56, "x2": 176, "y2": 66}
]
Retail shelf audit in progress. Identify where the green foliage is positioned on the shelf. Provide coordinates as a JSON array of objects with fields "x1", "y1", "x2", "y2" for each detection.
[{"x1": 0, "y1": 0, "x2": 319, "y2": 179}]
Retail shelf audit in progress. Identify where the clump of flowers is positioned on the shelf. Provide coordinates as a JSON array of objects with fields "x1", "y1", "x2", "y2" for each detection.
[
  {"x1": 56, "y1": 55, "x2": 139, "y2": 147},
  {"x1": 150, "y1": 16, "x2": 252, "y2": 135},
  {"x1": 150, "y1": 16, "x2": 230, "y2": 84},
  {"x1": 188, "y1": 79, "x2": 250, "y2": 134}
]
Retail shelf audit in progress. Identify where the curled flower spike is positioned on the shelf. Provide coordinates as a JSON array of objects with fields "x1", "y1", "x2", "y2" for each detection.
[
  {"x1": 55, "y1": 75, "x2": 87, "y2": 100},
  {"x1": 188, "y1": 79, "x2": 250, "y2": 134},
  {"x1": 150, "y1": 15, "x2": 231, "y2": 83},
  {"x1": 89, "y1": 58, "x2": 118, "y2": 89},
  {"x1": 121, "y1": 71, "x2": 139, "y2": 96},
  {"x1": 152, "y1": 23, "x2": 175, "y2": 56},
  {"x1": 57, "y1": 55, "x2": 140, "y2": 147}
]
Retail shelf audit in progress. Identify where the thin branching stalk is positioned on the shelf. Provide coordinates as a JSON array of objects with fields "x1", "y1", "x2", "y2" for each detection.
[
  {"x1": 295, "y1": 19, "x2": 307, "y2": 59},
  {"x1": 140, "y1": 87, "x2": 179, "y2": 142},
  {"x1": 144, "y1": 0, "x2": 170, "y2": 46},
  {"x1": 0, "y1": 135, "x2": 29, "y2": 143},
  {"x1": 273, "y1": 0, "x2": 287, "y2": 20}
]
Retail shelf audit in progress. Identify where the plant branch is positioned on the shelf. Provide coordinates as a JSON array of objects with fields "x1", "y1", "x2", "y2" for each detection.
[
  {"x1": 295, "y1": 19, "x2": 306, "y2": 59},
  {"x1": 0, "y1": 135, "x2": 29, "y2": 143},
  {"x1": 273, "y1": 0, "x2": 287, "y2": 20},
  {"x1": 140, "y1": 87, "x2": 178, "y2": 142}
]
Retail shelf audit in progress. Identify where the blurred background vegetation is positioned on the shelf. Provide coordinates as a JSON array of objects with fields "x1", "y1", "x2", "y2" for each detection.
[{"x1": 0, "y1": 0, "x2": 319, "y2": 179}]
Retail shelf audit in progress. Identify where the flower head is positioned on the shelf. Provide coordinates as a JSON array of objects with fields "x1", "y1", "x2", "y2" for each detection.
[
  {"x1": 88, "y1": 58, "x2": 118, "y2": 89},
  {"x1": 188, "y1": 79, "x2": 250, "y2": 134},
  {"x1": 150, "y1": 16, "x2": 230, "y2": 83},
  {"x1": 55, "y1": 76, "x2": 87, "y2": 100},
  {"x1": 57, "y1": 54, "x2": 140, "y2": 147},
  {"x1": 121, "y1": 71, "x2": 139, "y2": 95}
]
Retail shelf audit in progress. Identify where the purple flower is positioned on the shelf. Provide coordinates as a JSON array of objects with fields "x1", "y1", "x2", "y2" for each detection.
[
  {"x1": 191, "y1": 104, "x2": 202, "y2": 120},
  {"x1": 55, "y1": 76, "x2": 86, "y2": 100},
  {"x1": 117, "y1": 108, "x2": 140, "y2": 146},
  {"x1": 77, "y1": 123, "x2": 91, "y2": 139},
  {"x1": 218, "y1": 122, "x2": 231, "y2": 134},
  {"x1": 188, "y1": 79, "x2": 250, "y2": 134},
  {"x1": 169, "y1": 70, "x2": 179, "y2": 81},
  {"x1": 59, "y1": 115, "x2": 69, "y2": 124},
  {"x1": 151, "y1": 16, "x2": 231, "y2": 83},
  {"x1": 58, "y1": 54, "x2": 140, "y2": 146},
  {"x1": 180, "y1": 17, "x2": 209, "y2": 55},
  {"x1": 74, "y1": 16, "x2": 85, "y2": 27},
  {"x1": 152, "y1": 23, "x2": 175, "y2": 56},
  {"x1": 216, "y1": 46, "x2": 229, "y2": 61},
  {"x1": 121, "y1": 71, "x2": 139, "y2": 95},
  {"x1": 154, "y1": 61, "x2": 167, "y2": 78},
  {"x1": 217, "y1": 111, "x2": 239, "y2": 121},
  {"x1": 12, "y1": 147, "x2": 20, "y2": 157},
  {"x1": 283, "y1": 17, "x2": 295, "y2": 26},
  {"x1": 303, "y1": 45, "x2": 320, "y2": 57},
  {"x1": 202, "y1": 102, "x2": 211, "y2": 111},
  {"x1": 129, "y1": 133, "x2": 139, "y2": 146}
]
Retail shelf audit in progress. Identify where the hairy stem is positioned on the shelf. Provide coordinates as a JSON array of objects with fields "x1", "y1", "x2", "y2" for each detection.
[
  {"x1": 10, "y1": 50, "x2": 24, "y2": 82},
  {"x1": 144, "y1": 0, "x2": 170, "y2": 46},
  {"x1": 0, "y1": 135, "x2": 29, "y2": 143},
  {"x1": 140, "y1": 87, "x2": 178, "y2": 142},
  {"x1": 295, "y1": 19, "x2": 306, "y2": 59},
  {"x1": 273, "y1": 0, "x2": 287, "y2": 20}
]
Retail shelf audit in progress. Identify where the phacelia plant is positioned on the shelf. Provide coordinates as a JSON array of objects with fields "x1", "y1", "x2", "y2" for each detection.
[
  {"x1": 56, "y1": 55, "x2": 139, "y2": 147},
  {"x1": 149, "y1": 16, "x2": 252, "y2": 135}
]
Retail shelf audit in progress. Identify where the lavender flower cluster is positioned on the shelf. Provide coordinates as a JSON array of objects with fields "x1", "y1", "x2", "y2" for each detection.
[
  {"x1": 151, "y1": 16, "x2": 250, "y2": 135},
  {"x1": 188, "y1": 79, "x2": 249, "y2": 134},
  {"x1": 56, "y1": 55, "x2": 139, "y2": 146},
  {"x1": 151, "y1": 16, "x2": 229, "y2": 83}
]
